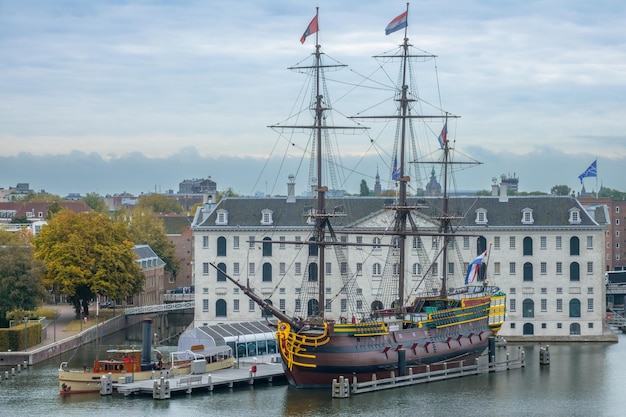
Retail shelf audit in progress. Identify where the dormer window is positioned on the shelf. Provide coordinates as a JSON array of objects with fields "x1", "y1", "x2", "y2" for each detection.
[
  {"x1": 261, "y1": 209, "x2": 274, "y2": 225},
  {"x1": 568, "y1": 208, "x2": 582, "y2": 224},
  {"x1": 475, "y1": 208, "x2": 488, "y2": 225},
  {"x1": 215, "y1": 209, "x2": 228, "y2": 225},
  {"x1": 521, "y1": 208, "x2": 534, "y2": 225}
]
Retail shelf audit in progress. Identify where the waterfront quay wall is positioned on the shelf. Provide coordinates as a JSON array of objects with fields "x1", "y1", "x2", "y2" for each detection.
[{"x1": 0, "y1": 314, "x2": 145, "y2": 366}]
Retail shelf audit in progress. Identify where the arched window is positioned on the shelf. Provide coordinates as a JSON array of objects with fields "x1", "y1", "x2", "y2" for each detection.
[
  {"x1": 569, "y1": 299, "x2": 581, "y2": 317},
  {"x1": 217, "y1": 236, "x2": 227, "y2": 257},
  {"x1": 477, "y1": 236, "x2": 487, "y2": 254},
  {"x1": 373, "y1": 263, "x2": 382, "y2": 276},
  {"x1": 570, "y1": 236, "x2": 580, "y2": 256},
  {"x1": 215, "y1": 299, "x2": 227, "y2": 317},
  {"x1": 262, "y1": 237, "x2": 272, "y2": 256},
  {"x1": 308, "y1": 263, "x2": 318, "y2": 282},
  {"x1": 262, "y1": 298, "x2": 273, "y2": 318},
  {"x1": 570, "y1": 262, "x2": 580, "y2": 281},
  {"x1": 523, "y1": 262, "x2": 533, "y2": 282},
  {"x1": 523, "y1": 299, "x2": 534, "y2": 317},
  {"x1": 217, "y1": 262, "x2": 227, "y2": 282},
  {"x1": 262, "y1": 262, "x2": 272, "y2": 282},
  {"x1": 307, "y1": 299, "x2": 319, "y2": 317},
  {"x1": 308, "y1": 237, "x2": 318, "y2": 256},
  {"x1": 523, "y1": 237, "x2": 533, "y2": 256},
  {"x1": 523, "y1": 323, "x2": 534, "y2": 335},
  {"x1": 569, "y1": 323, "x2": 581, "y2": 335},
  {"x1": 371, "y1": 300, "x2": 384, "y2": 311}
]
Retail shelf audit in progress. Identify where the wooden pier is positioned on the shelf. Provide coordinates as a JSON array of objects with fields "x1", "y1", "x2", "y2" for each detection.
[
  {"x1": 332, "y1": 349, "x2": 526, "y2": 398},
  {"x1": 105, "y1": 360, "x2": 285, "y2": 399}
]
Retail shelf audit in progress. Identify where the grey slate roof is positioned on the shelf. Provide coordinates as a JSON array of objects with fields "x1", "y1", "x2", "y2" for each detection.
[
  {"x1": 194, "y1": 195, "x2": 598, "y2": 230},
  {"x1": 133, "y1": 244, "x2": 165, "y2": 266}
]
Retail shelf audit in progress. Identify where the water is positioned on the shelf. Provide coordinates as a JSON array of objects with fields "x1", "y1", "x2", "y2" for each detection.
[{"x1": 3, "y1": 333, "x2": 626, "y2": 417}]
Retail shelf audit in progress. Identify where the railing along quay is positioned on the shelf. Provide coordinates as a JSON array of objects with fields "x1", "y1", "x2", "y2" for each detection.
[
  {"x1": 332, "y1": 349, "x2": 526, "y2": 398},
  {"x1": 124, "y1": 301, "x2": 194, "y2": 316}
]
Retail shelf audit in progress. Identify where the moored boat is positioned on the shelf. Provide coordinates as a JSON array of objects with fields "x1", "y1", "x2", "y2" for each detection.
[
  {"x1": 213, "y1": 5, "x2": 505, "y2": 388},
  {"x1": 58, "y1": 319, "x2": 234, "y2": 394}
]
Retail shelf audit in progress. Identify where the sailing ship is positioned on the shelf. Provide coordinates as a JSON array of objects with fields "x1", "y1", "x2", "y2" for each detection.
[
  {"x1": 213, "y1": 6, "x2": 505, "y2": 388},
  {"x1": 58, "y1": 319, "x2": 233, "y2": 395}
]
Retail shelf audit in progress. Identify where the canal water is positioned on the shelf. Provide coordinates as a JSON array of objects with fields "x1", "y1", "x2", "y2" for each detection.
[{"x1": 3, "y1": 331, "x2": 626, "y2": 417}]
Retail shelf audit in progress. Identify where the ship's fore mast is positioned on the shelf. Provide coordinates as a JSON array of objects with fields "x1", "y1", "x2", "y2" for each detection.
[{"x1": 269, "y1": 8, "x2": 366, "y2": 319}]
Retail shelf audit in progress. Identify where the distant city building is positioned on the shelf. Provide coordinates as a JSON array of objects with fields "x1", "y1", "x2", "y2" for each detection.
[
  {"x1": 374, "y1": 168, "x2": 382, "y2": 195},
  {"x1": 179, "y1": 177, "x2": 217, "y2": 194},
  {"x1": 500, "y1": 173, "x2": 519, "y2": 193},
  {"x1": 0, "y1": 201, "x2": 90, "y2": 224},
  {"x1": 158, "y1": 214, "x2": 194, "y2": 293},
  {"x1": 104, "y1": 192, "x2": 138, "y2": 211},
  {"x1": 63, "y1": 193, "x2": 84, "y2": 201},
  {"x1": 132, "y1": 244, "x2": 166, "y2": 306},
  {"x1": 425, "y1": 167, "x2": 442, "y2": 196}
]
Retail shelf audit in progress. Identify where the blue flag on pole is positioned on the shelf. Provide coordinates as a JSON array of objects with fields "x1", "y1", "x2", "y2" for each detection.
[
  {"x1": 392, "y1": 155, "x2": 400, "y2": 181},
  {"x1": 578, "y1": 159, "x2": 597, "y2": 183}
]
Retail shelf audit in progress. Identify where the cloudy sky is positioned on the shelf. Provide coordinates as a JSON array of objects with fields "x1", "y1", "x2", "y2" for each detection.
[{"x1": 1, "y1": 0, "x2": 624, "y2": 197}]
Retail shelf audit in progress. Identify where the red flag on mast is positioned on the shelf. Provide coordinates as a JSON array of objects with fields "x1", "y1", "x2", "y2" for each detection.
[{"x1": 300, "y1": 15, "x2": 319, "y2": 44}]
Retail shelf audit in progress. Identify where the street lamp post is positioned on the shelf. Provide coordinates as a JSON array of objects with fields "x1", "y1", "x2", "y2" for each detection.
[
  {"x1": 53, "y1": 309, "x2": 58, "y2": 342},
  {"x1": 23, "y1": 317, "x2": 28, "y2": 351}
]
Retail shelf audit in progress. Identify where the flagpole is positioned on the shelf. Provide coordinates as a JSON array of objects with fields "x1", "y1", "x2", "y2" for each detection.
[{"x1": 403, "y1": 2, "x2": 410, "y2": 39}]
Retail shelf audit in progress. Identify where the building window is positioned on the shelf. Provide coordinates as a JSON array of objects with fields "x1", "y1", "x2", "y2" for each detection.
[
  {"x1": 262, "y1": 237, "x2": 272, "y2": 256},
  {"x1": 541, "y1": 299, "x2": 547, "y2": 312},
  {"x1": 475, "y1": 209, "x2": 488, "y2": 224},
  {"x1": 217, "y1": 263, "x2": 227, "y2": 282},
  {"x1": 540, "y1": 236, "x2": 547, "y2": 250},
  {"x1": 521, "y1": 208, "x2": 534, "y2": 224},
  {"x1": 216, "y1": 210, "x2": 228, "y2": 225},
  {"x1": 494, "y1": 262, "x2": 500, "y2": 275},
  {"x1": 432, "y1": 237, "x2": 439, "y2": 250},
  {"x1": 295, "y1": 262, "x2": 302, "y2": 275},
  {"x1": 569, "y1": 299, "x2": 581, "y2": 317},
  {"x1": 509, "y1": 262, "x2": 516, "y2": 275},
  {"x1": 494, "y1": 236, "x2": 501, "y2": 250},
  {"x1": 523, "y1": 262, "x2": 533, "y2": 282},
  {"x1": 569, "y1": 208, "x2": 581, "y2": 224},
  {"x1": 587, "y1": 298, "x2": 594, "y2": 312},
  {"x1": 372, "y1": 263, "x2": 382, "y2": 276},
  {"x1": 556, "y1": 299, "x2": 563, "y2": 312},
  {"x1": 233, "y1": 262, "x2": 240, "y2": 275},
  {"x1": 556, "y1": 262, "x2": 562, "y2": 275},
  {"x1": 279, "y1": 236, "x2": 286, "y2": 249},
  {"x1": 280, "y1": 299, "x2": 286, "y2": 311},
  {"x1": 202, "y1": 299, "x2": 209, "y2": 312},
  {"x1": 325, "y1": 262, "x2": 332, "y2": 275},
  {"x1": 233, "y1": 236, "x2": 240, "y2": 249},
  {"x1": 587, "y1": 262, "x2": 593, "y2": 274},
  {"x1": 249, "y1": 262, "x2": 255, "y2": 276},
  {"x1": 412, "y1": 236, "x2": 422, "y2": 250},
  {"x1": 203, "y1": 262, "x2": 209, "y2": 275},
  {"x1": 373, "y1": 237, "x2": 381, "y2": 249},
  {"x1": 523, "y1": 237, "x2": 533, "y2": 256},
  {"x1": 233, "y1": 299, "x2": 240, "y2": 312},
  {"x1": 570, "y1": 262, "x2": 580, "y2": 281},
  {"x1": 463, "y1": 236, "x2": 470, "y2": 249},
  {"x1": 249, "y1": 299, "x2": 255, "y2": 312},
  {"x1": 356, "y1": 236, "x2": 363, "y2": 249},
  {"x1": 217, "y1": 236, "x2": 227, "y2": 257},
  {"x1": 509, "y1": 236, "x2": 516, "y2": 250},
  {"x1": 279, "y1": 262, "x2": 286, "y2": 275},
  {"x1": 261, "y1": 209, "x2": 273, "y2": 225},
  {"x1": 412, "y1": 263, "x2": 421, "y2": 275},
  {"x1": 262, "y1": 263, "x2": 272, "y2": 282},
  {"x1": 586, "y1": 236, "x2": 593, "y2": 249},
  {"x1": 556, "y1": 236, "x2": 562, "y2": 250},
  {"x1": 509, "y1": 299, "x2": 516, "y2": 312},
  {"x1": 341, "y1": 299, "x2": 347, "y2": 312},
  {"x1": 295, "y1": 236, "x2": 302, "y2": 248},
  {"x1": 203, "y1": 236, "x2": 209, "y2": 248},
  {"x1": 448, "y1": 262, "x2": 454, "y2": 275},
  {"x1": 248, "y1": 236, "x2": 255, "y2": 249},
  {"x1": 340, "y1": 262, "x2": 347, "y2": 275},
  {"x1": 295, "y1": 299, "x2": 301, "y2": 312},
  {"x1": 356, "y1": 263, "x2": 362, "y2": 276},
  {"x1": 540, "y1": 262, "x2": 547, "y2": 275},
  {"x1": 570, "y1": 236, "x2": 580, "y2": 256}
]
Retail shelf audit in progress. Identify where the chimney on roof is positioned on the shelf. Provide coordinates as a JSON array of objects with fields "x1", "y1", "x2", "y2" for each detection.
[
  {"x1": 287, "y1": 175, "x2": 296, "y2": 203},
  {"x1": 491, "y1": 183, "x2": 499, "y2": 196},
  {"x1": 499, "y1": 182, "x2": 508, "y2": 202}
]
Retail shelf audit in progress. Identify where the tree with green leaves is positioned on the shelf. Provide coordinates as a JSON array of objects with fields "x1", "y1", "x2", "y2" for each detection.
[
  {"x1": 551, "y1": 185, "x2": 572, "y2": 196},
  {"x1": 0, "y1": 244, "x2": 46, "y2": 327},
  {"x1": 359, "y1": 180, "x2": 370, "y2": 196},
  {"x1": 14, "y1": 190, "x2": 62, "y2": 202},
  {"x1": 136, "y1": 194, "x2": 183, "y2": 214},
  {"x1": 121, "y1": 207, "x2": 180, "y2": 279},
  {"x1": 34, "y1": 210, "x2": 144, "y2": 318},
  {"x1": 83, "y1": 192, "x2": 108, "y2": 212},
  {"x1": 216, "y1": 187, "x2": 240, "y2": 203}
]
